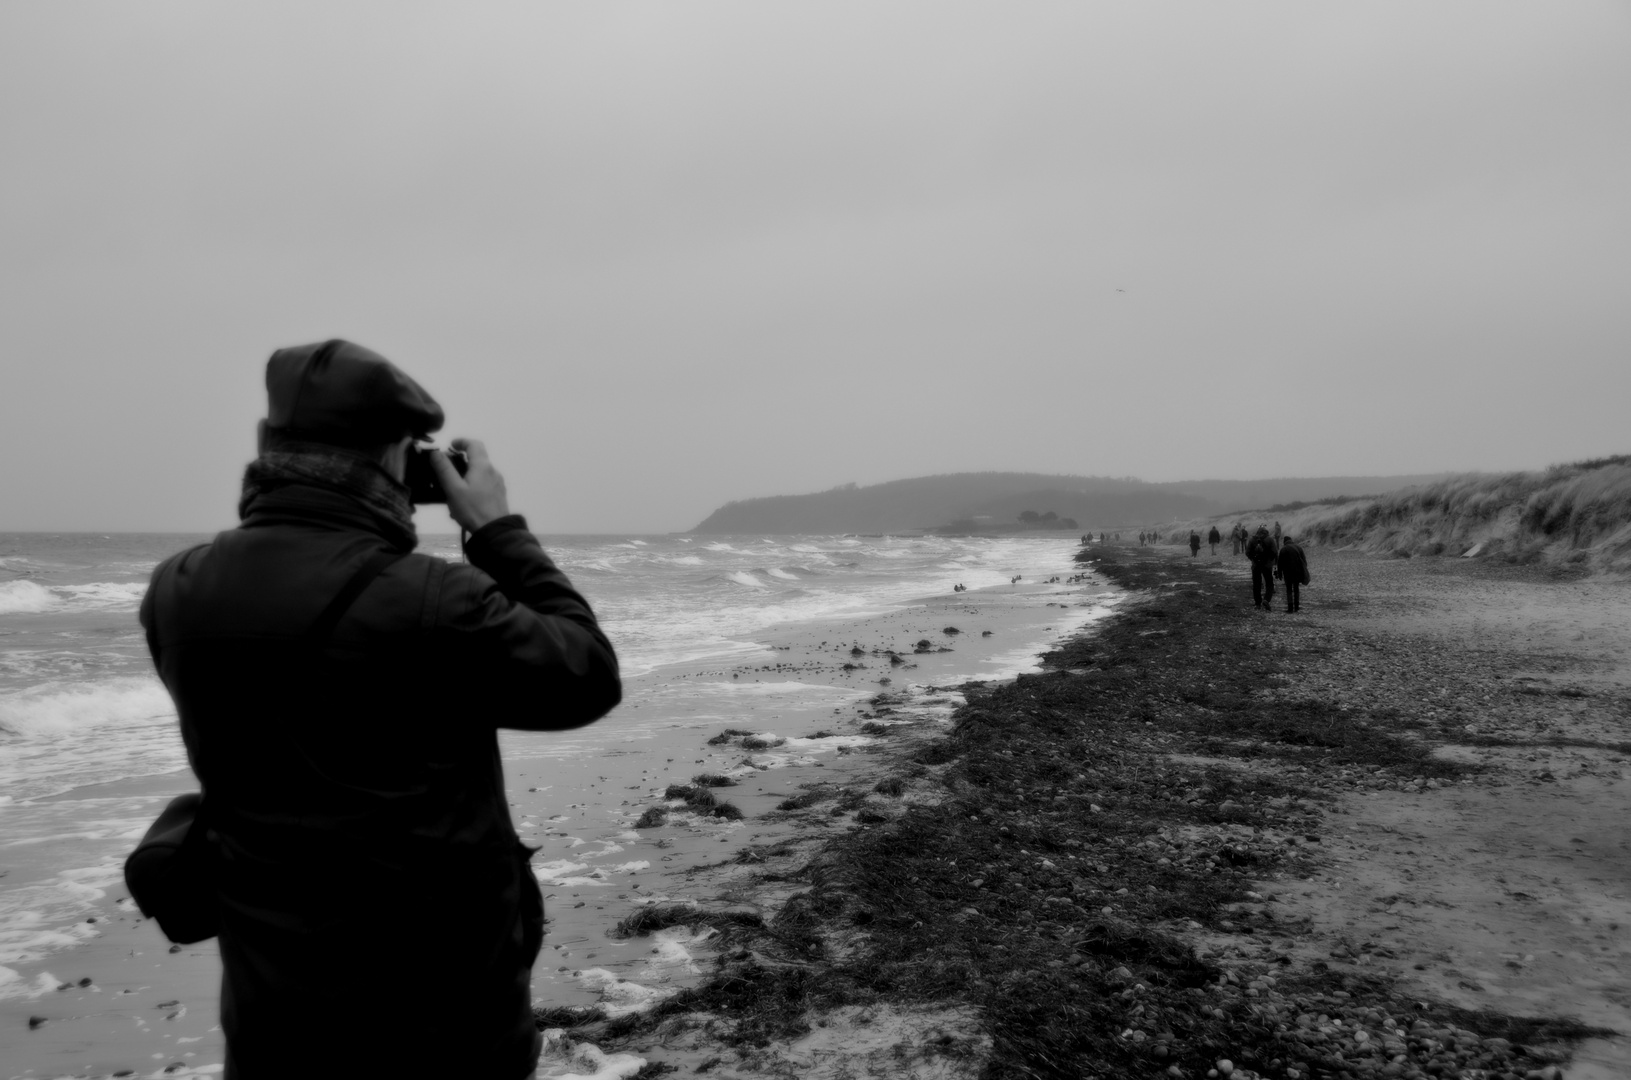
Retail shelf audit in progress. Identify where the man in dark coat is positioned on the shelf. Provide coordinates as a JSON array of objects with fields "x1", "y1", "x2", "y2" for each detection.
[
  {"x1": 1207, "y1": 525, "x2": 1221, "y2": 554},
  {"x1": 1245, "y1": 525, "x2": 1277, "y2": 610},
  {"x1": 1188, "y1": 530, "x2": 1201, "y2": 556},
  {"x1": 1276, "y1": 534, "x2": 1308, "y2": 613},
  {"x1": 139, "y1": 340, "x2": 621, "y2": 1080}
]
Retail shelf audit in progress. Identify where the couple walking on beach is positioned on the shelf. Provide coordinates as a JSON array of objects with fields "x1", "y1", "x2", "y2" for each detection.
[
  {"x1": 1245, "y1": 525, "x2": 1309, "y2": 612},
  {"x1": 1186, "y1": 528, "x2": 1221, "y2": 556},
  {"x1": 133, "y1": 341, "x2": 622, "y2": 1079}
]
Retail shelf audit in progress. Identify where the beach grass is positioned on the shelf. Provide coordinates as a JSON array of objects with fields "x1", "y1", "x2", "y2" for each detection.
[{"x1": 1168, "y1": 454, "x2": 1631, "y2": 574}]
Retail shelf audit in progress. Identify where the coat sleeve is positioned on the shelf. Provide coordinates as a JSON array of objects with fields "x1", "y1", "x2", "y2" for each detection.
[{"x1": 433, "y1": 515, "x2": 622, "y2": 731}]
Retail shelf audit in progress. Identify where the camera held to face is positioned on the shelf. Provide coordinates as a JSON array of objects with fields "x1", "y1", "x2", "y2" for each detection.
[{"x1": 404, "y1": 445, "x2": 469, "y2": 505}]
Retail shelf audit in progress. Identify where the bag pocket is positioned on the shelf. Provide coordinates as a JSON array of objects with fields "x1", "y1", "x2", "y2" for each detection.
[{"x1": 124, "y1": 792, "x2": 220, "y2": 944}]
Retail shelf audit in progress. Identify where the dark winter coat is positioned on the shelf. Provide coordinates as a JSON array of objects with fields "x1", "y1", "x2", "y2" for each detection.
[
  {"x1": 1276, "y1": 540, "x2": 1309, "y2": 585},
  {"x1": 1245, "y1": 531, "x2": 1277, "y2": 566},
  {"x1": 139, "y1": 483, "x2": 621, "y2": 1080},
  {"x1": 1207, "y1": 527, "x2": 1220, "y2": 544}
]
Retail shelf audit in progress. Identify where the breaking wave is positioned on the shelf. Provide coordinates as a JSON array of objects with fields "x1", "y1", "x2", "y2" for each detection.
[
  {"x1": 0, "y1": 580, "x2": 147, "y2": 615},
  {"x1": 0, "y1": 677, "x2": 173, "y2": 738}
]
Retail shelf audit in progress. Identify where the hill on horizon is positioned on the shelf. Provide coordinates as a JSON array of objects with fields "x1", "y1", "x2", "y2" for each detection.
[{"x1": 690, "y1": 471, "x2": 1456, "y2": 534}]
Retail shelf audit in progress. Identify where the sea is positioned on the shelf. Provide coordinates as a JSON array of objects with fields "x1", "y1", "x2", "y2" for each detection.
[{"x1": 0, "y1": 530, "x2": 1108, "y2": 1021}]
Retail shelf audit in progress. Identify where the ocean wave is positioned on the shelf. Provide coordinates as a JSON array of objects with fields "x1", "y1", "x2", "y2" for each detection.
[
  {"x1": 0, "y1": 579, "x2": 148, "y2": 615},
  {"x1": 56, "y1": 582, "x2": 149, "y2": 608},
  {"x1": 765, "y1": 568, "x2": 798, "y2": 581},
  {"x1": 0, "y1": 676, "x2": 174, "y2": 738},
  {"x1": 724, "y1": 571, "x2": 765, "y2": 588},
  {"x1": 0, "y1": 556, "x2": 66, "y2": 574},
  {"x1": 0, "y1": 581, "x2": 56, "y2": 614}
]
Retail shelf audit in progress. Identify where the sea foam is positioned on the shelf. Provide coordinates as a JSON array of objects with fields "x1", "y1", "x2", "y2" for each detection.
[
  {"x1": 0, "y1": 676, "x2": 173, "y2": 738},
  {"x1": 0, "y1": 579, "x2": 148, "y2": 615},
  {"x1": 0, "y1": 581, "x2": 57, "y2": 615}
]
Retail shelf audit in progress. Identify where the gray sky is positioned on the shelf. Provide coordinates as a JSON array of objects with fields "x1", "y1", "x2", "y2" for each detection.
[{"x1": 3, "y1": 2, "x2": 1628, "y2": 533}]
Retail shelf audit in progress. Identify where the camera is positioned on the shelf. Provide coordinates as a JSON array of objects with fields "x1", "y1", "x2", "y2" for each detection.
[{"x1": 404, "y1": 445, "x2": 470, "y2": 505}]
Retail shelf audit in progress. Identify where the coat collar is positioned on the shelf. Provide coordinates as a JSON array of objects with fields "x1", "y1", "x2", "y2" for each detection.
[{"x1": 239, "y1": 483, "x2": 417, "y2": 552}]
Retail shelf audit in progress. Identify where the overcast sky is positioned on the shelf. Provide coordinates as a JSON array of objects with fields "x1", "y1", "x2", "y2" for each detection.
[{"x1": 2, "y1": 3, "x2": 1627, "y2": 533}]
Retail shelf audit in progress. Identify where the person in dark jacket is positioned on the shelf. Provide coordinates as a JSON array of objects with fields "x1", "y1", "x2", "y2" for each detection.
[
  {"x1": 1207, "y1": 525, "x2": 1221, "y2": 554},
  {"x1": 1276, "y1": 535, "x2": 1308, "y2": 613},
  {"x1": 139, "y1": 340, "x2": 621, "y2": 1080},
  {"x1": 1188, "y1": 530, "x2": 1201, "y2": 556},
  {"x1": 1245, "y1": 525, "x2": 1277, "y2": 610}
]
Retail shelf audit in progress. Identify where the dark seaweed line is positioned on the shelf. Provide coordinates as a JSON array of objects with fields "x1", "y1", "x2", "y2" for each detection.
[{"x1": 560, "y1": 546, "x2": 1611, "y2": 1080}]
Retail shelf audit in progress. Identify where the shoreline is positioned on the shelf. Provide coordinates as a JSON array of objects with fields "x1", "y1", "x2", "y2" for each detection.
[
  {"x1": 3, "y1": 541, "x2": 1104, "y2": 1079},
  {"x1": 512, "y1": 559, "x2": 1118, "y2": 1020},
  {"x1": 546, "y1": 544, "x2": 1630, "y2": 1079}
]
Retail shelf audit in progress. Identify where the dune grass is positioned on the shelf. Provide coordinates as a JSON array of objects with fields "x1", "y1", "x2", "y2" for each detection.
[{"x1": 1164, "y1": 454, "x2": 1631, "y2": 573}]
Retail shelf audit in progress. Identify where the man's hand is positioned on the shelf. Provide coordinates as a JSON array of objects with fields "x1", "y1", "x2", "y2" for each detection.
[{"x1": 431, "y1": 438, "x2": 511, "y2": 532}]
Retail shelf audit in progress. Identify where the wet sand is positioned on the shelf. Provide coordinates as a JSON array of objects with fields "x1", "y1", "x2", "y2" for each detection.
[
  {"x1": 3, "y1": 554, "x2": 1111, "y2": 1079},
  {"x1": 515, "y1": 569, "x2": 1117, "y2": 1017}
]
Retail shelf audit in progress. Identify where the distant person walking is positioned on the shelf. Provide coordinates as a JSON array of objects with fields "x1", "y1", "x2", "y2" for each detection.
[
  {"x1": 1207, "y1": 525, "x2": 1220, "y2": 554},
  {"x1": 1272, "y1": 520, "x2": 1283, "y2": 552},
  {"x1": 1276, "y1": 534, "x2": 1308, "y2": 613},
  {"x1": 1245, "y1": 526, "x2": 1277, "y2": 610},
  {"x1": 1188, "y1": 530, "x2": 1201, "y2": 557}
]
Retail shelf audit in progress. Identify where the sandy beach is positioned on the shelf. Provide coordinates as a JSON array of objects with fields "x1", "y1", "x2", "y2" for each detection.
[
  {"x1": 11, "y1": 537, "x2": 1628, "y2": 1079},
  {"x1": 528, "y1": 542, "x2": 1631, "y2": 1080}
]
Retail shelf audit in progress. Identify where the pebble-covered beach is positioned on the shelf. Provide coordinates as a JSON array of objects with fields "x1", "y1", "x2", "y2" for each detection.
[{"x1": 546, "y1": 543, "x2": 1630, "y2": 1080}]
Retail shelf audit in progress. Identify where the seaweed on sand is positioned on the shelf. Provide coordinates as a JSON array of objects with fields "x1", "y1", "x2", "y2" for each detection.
[
  {"x1": 664, "y1": 784, "x2": 718, "y2": 810},
  {"x1": 775, "y1": 787, "x2": 833, "y2": 812},
  {"x1": 706, "y1": 728, "x2": 756, "y2": 746},
  {"x1": 693, "y1": 773, "x2": 738, "y2": 787},
  {"x1": 633, "y1": 806, "x2": 668, "y2": 829},
  {"x1": 594, "y1": 546, "x2": 1599, "y2": 1079},
  {"x1": 613, "y1": 903, "x2": 764, "y2": 940}
]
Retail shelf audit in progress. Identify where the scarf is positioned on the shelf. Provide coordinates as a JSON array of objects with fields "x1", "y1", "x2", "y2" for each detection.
[{"x1": 240, "y1": 443, "x2": 417, "y2": 550}]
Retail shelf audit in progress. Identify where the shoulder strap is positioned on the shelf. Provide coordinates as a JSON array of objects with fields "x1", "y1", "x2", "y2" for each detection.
[
  {"x1": 301, "y1": 549, "x2": 406, "y2": 646},
  {"x1": 189, "y1": 549, "x2": 406, "y2": 826}
]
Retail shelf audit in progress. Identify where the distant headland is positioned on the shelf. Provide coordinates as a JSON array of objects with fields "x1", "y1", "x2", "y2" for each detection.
[{"x1": 689, "y1": 471, "x2": 1454, "y2": 535}]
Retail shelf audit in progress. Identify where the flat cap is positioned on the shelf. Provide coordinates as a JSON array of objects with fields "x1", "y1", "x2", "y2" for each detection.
[{"x1": 265, "y1": 339, "x2": 443, "y2": 443}]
